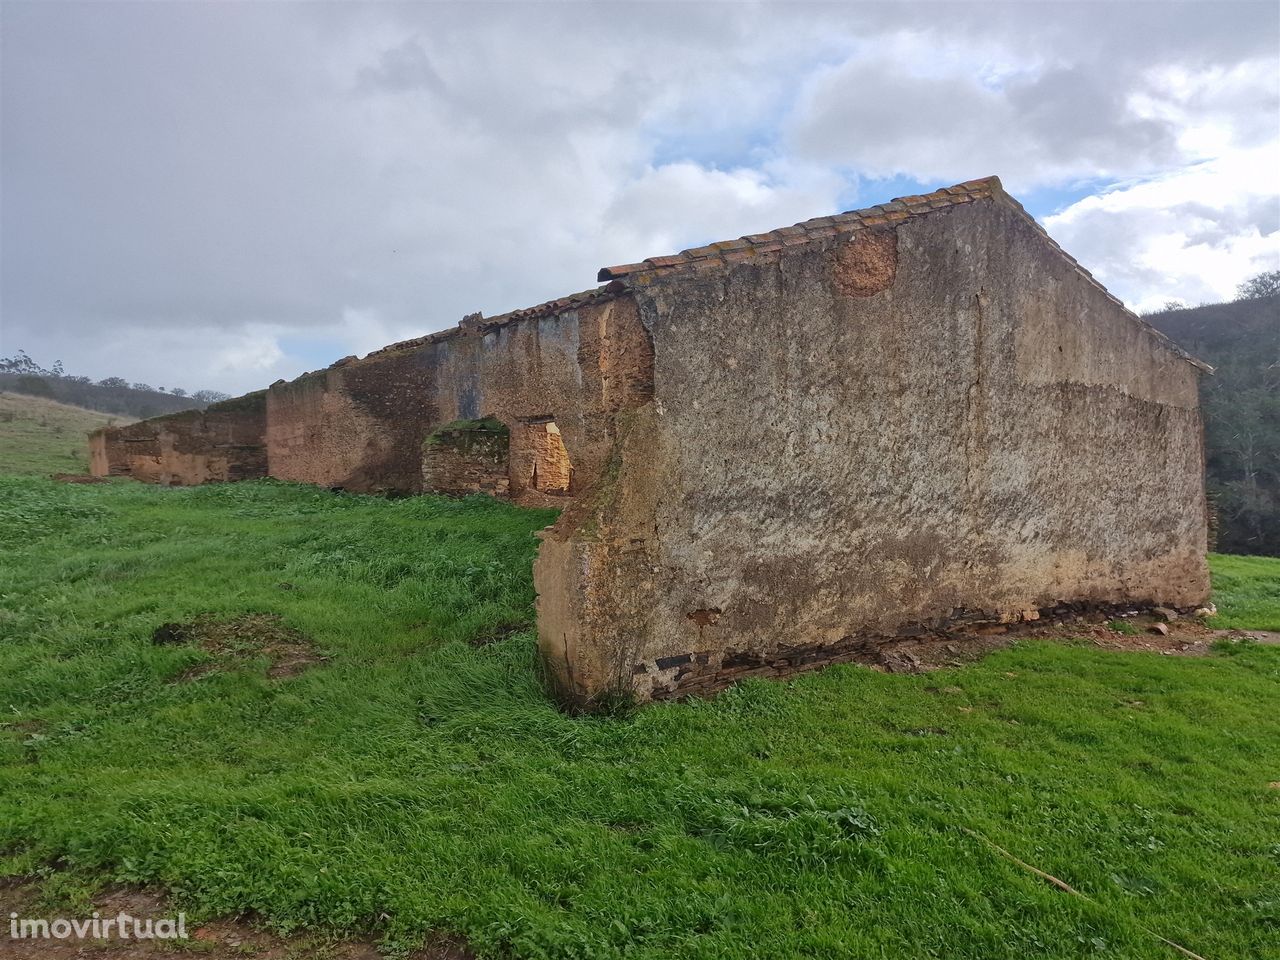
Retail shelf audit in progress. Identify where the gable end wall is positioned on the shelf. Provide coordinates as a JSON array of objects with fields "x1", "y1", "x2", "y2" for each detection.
[{"x1": 535, "y1": 196, "x2": 1210, "y2": 704}]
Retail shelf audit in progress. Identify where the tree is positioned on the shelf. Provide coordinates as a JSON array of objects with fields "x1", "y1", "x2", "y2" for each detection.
[
  {"x1": 191, "y1": 389, "x2": 231, "y2": 404},
  {"x1": 1151, "y1": 293, "x2": 1280, "y2": 555},
  {"x1": 171, "y1": 387, "x2": 187, "y2": 397},
  {"x1": 1, "y1": 351, "x2": 42, "y2": 375},
  {"x1": 98, "y1": 377, "x2": 128, "y2": 389},
  {"x1": 13, "y1": 375, "x2": 54, "y2": 399},
  {"x1": 1236, "y1": 270, "x2": 1280, "y2": 301}
]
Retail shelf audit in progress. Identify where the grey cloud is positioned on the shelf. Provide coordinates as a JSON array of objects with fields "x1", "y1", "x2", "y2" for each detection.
[
  {"x1": 1002, "y1": 67, "x2": 1181, "y2": 168},
  {"x1": 1, "y1": 1, "x2": 1276, "y2": 391},
  {"x1": 1176, "y1": 199, "x2": 1280, "y2": 246},
  {"x1": 356, "y1": 38, "x2": 448, "y2": 95}
]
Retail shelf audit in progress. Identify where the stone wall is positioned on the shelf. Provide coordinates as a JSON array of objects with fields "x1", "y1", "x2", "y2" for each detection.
[
  {"x1": 266, "y1": 346, "x2": 441, "y2": 493},
  {"x1": 88, "y1": 430, "x2": 108, "y2": 476},
  {"x1": 88, "y1": 391, "x2": 267, "y2": 483},
  {"x1": 536, "y1": 186, "x2": 1211, "y2": 706},
  {"x1": 89, "y1": 421, "x2": 158, "y2": 478},
  {"x1": 430, "y1": 290, "x2": 652, "y2": 502},
  {"x1": 84, "y1": 177, "x2": 1211, "y2": 711},
  {"x1": 88, "y1": 392, "x2": 267, "y2": 485},
  {"x1": 266, "y1": 287, "x2": 653, "y2": 498},
  {"x1": 421, "y1": 419, "x2": 511, "y2": 497}
]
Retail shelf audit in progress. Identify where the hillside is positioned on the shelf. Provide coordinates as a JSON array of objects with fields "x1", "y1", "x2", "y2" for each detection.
[
  {"x1": 0, "y1": 391, "x2": 128, "y2": 476},
  {"x1": 1147, "y1": 294, "x2": 1279, "y2": 556},
  {"x1": 0, "y1": 371, "x2": 207, "y2": 420}
]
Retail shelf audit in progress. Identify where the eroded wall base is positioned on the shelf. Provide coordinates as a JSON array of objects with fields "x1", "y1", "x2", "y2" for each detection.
[{"x1": 636, "y1": 599, "x2": 1206, "y2": 700}]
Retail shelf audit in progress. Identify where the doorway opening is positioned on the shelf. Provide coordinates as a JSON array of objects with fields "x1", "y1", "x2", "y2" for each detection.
[{"x1": 513, "y1": 418, "x2": 572, "y2": 496}]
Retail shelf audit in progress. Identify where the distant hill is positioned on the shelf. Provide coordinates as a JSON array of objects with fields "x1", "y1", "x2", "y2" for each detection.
[
  {"x1": 0, "y1": 391, "x2": 129, "y2": 476},
  {"x1": 0, "y1": 371, "x2": 212, "y2": 420},
  {"x1": 1148, "y1": 293, "x2": 1279, "y2": 556}
]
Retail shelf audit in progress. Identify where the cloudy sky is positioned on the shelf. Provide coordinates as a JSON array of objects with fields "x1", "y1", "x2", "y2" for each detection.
[{"x1": 2, "y1": 1, "x2": 1278, "y2": 395}]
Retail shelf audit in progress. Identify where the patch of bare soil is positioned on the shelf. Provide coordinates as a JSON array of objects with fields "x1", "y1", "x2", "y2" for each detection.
[
  {"x1": 851, "y1": 611, "x2": 1277, "y2": 674},
  {"x1": 0, "y1": 880, "x2": 473, "y2": 959},
  {"x1": 51, "y1": 473, "x2": 109, "y2": 484},
  {"x1": 152, "y1": 613, "x2": 327, "y2": 681}
]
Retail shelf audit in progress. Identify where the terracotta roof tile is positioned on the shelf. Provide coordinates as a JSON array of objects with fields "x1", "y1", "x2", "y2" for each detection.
[
  {"x1": 596, "y1": 177, "x2": 998, "y2": 284},
  {"x1": 649, "y1": 254, "x2": 690, "y2": 269},
  {"x1": 592, "y1": 175, "x2": 1209, "y2": 373},
  {"x1": 752, "y1": 240, "x2": 787, "y2": 255},
  {"x1": 602, "y1": 261, "x2": 646, "y2": 278}
]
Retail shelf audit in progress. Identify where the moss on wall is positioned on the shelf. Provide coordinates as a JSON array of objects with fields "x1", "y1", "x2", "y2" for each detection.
[{"x1": 425, "y1": 417, "x2": 509, "y2": 455}]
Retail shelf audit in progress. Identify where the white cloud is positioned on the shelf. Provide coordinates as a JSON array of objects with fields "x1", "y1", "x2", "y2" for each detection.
[
  {"x1": 602, "y1": 161, "x2": 844, "y2": 259},
  {"x1": 1044, "y1": 144, "x2": 1280, "y2": 311}
]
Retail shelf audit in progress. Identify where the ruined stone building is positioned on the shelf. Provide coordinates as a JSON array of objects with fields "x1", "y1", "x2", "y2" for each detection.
[
  {"x1": 90, "y1": 391, "x2": 267, "y2": 486},
  {"x1": 90, "y1": 177, "x2": 1212, "y2": 706}
]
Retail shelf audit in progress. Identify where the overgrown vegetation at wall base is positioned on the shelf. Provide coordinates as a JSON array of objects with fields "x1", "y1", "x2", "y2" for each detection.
[{"x1": 1, "y1": 478, "x2": 1277, "y2": 960}]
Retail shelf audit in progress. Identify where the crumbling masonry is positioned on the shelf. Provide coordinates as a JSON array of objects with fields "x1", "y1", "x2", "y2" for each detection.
[{"x1": 90, "y1": 177, "x2": 1213, "y2": 705}]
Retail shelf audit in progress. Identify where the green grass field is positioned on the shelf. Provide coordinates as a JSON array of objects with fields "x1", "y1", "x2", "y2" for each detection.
[
  {"x1": 0, "y1": 391, "x2": 125, "y2": 475},
  {"x1": 1206, "y1": 552, "x2": 1280, "y2": 632},
  {"x1": 0, "y1": 476, "x2": 1277, "y2": 959}
]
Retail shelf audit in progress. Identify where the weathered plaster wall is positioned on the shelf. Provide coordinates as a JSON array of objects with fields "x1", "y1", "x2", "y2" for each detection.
[
  {"x1": 536, "y1": 193, "x2": 1210, "y2": 705},
  {"x1": 88, "y1": 393, "x2": 267, "y2": 485},
  {"x1": 88, "y1": 424, "x2": 147, "y2": 478},
  {"x1": 88, "y1": 431, "x2": 109, "y2": 476}
]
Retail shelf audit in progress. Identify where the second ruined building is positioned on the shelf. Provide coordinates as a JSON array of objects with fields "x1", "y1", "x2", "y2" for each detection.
[{"x1": 91, "y1": 177, "x2": 1213, "y2": 706}]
